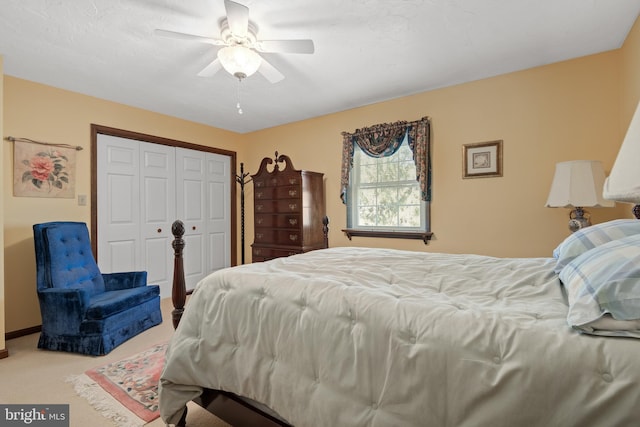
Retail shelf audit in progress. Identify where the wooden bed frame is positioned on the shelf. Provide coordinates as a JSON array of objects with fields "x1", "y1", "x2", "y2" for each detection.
[{"x1": 169, "y1": 217, "x2": 329, "y2": 427}]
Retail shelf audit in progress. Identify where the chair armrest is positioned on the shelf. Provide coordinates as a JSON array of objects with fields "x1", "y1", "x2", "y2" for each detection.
[
  {"x1": 103, "y1": 271, "x2": 148, "y2": 291},
  {"x1": 37, "y1": 288, "x2": 91, "y2": 334}
]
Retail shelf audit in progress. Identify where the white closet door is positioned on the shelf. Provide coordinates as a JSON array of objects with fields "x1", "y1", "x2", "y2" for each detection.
[
  {"x1": 176, "y1": 149, "x2": 231, "y2": 290},
  {"x1": 97, "y1": 135, "x2": 142, "y2": 273},
  {"x1": 176, "y1": 148, "x2": 208, "y2": 291},
  {"x1": 98, "y1": 134, "x2": 232, "y2": 298},
  {"x1": 206, "y1": 153, "x2": 231, "y2": 272},
  {"x1": 140, "y1": 141, "x2": 176, "y2": 297}
]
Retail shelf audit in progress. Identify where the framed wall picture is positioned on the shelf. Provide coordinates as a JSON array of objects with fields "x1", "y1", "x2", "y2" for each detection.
[
  {"x1": 462, "y1": 140, "x2": 503, "y2": 179},
  {"x1": 13, "y1": 139, "x2": 77, "y2": 198}
]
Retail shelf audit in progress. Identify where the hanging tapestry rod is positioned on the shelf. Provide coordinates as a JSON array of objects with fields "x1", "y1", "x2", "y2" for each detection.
[{"x1": 5, "y1": 136, "x2": 83, "y2": 151}]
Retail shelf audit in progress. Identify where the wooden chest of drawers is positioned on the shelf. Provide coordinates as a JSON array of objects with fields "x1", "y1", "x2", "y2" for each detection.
[{"x1": 251, "y1": 153, "x2": 326, "y2": 262}]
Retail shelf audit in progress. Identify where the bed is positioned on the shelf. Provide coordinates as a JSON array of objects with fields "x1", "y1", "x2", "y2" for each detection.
[{"x1": 159, "y1": 218, "x2": 640, "y2": 427}]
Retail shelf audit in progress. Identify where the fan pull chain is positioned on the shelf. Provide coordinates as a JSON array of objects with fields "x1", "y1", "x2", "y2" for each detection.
[{"x1": 236, "y1": 78, "x2": 243, "y2": 115}]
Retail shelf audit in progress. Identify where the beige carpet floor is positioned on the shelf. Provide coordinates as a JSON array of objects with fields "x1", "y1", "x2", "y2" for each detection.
[{"x1": 0, "y1": 298, "x2": 230, "y2": 427}]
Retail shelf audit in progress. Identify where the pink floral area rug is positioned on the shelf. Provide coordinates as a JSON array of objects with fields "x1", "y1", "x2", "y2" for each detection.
[{"x1": 67, "y1": 342, "x2": 167, "y2": 427}]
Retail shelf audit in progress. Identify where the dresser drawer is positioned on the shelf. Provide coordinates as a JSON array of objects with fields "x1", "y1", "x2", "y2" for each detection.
[
  {"x1": 255, "y1": 199, "x2": 301, "y2": 213},
  {"x1": 255, "y1": 214, "x2": 301, "y2": 228},
  {"x1": 255, "y1": 185, "x2": 301, "y2": 200},
  {"x1": 275, "y1": 185, "x2": 301, "y2": 199},
  {"x1": 254, "y1": 187, "x2": 276, "y2": 200},
  {"x1": 252, "y1": 246, "x2": 301, "y2": 261},
  {"x1": 254, "y1": 175, "x2": 301, "y2": 187},
  {"x1": 254, "y1": 229, "x2": 302, "y2": 244}
]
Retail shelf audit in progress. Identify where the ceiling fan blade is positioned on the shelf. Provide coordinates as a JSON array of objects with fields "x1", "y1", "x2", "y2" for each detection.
[
  {"x1": 258, "y1": 58, "x2": 284, "y2": 83},
  {"x1": 255, "y1": 39, "x2": 315, "y2": 54},
  {"x1": 154, "y1": 29, "x2": 226, "y2": 46},
  {"x1": 224, "y1": 0, "x2": 249, "y2": 38},
  {"x1": 197, "y1": 59, "x2": 223, "y2": 77}
]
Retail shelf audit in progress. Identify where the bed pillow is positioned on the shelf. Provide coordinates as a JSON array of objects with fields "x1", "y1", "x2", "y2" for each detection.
[
  {"x1": 552, "y1": 219, "x2": 640, "y2": 274},
  {"x1": 559, "y1": 233, "x2": 640, "y2": 338}
]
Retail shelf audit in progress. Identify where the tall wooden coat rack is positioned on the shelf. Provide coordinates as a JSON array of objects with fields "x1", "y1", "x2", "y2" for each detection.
[{"x1": 236, "y1": 162, "x2": 252, "y2": 264}]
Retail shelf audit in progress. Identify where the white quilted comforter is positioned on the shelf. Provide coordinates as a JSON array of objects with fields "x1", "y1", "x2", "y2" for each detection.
[{"x1": 159, "y1": 247, "x2": 640, "y2": 426}]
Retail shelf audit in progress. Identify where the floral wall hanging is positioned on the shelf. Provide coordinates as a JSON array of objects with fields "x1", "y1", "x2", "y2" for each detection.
[{"x1": 13, "y1": 139, "x2": 77, "y2": 198}]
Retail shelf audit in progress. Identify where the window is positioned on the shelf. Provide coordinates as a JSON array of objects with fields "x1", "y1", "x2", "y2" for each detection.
[
  {"x1": 346, "y1": 137, "x2": 430, "y2": 235},
  {"x1": 340, "y1": 116, "x2": 432, "y2": 243}
]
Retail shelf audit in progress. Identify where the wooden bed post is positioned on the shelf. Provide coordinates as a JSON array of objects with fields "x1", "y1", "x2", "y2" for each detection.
[
  {"x1": 171, "y1": 220, "x2": 186, "y2": 329},
  {"x1": 322, "y1": 216, "x2": 329, "y2": 249}
]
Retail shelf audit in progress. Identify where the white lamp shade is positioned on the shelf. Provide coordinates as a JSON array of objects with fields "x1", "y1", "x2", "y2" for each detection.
[
  {"x1": 217, "y1": 46, "x2": 262, "y2": 79},
  {"x1": 603, "y1": 100, "x2": 640, "y2": 203},
  {"x1": 545, "y1": 160, "x2": 614, "y2": 208}
]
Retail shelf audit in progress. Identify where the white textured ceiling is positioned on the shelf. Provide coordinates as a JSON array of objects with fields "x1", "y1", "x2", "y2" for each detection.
[{"x1": 1, "y1": 1, "x2": 639, "y2": 133}]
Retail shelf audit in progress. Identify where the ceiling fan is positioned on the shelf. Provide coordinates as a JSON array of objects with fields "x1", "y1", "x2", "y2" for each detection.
[{"x1": 155, "y1": 0, "x2": 315, "y2": 83}]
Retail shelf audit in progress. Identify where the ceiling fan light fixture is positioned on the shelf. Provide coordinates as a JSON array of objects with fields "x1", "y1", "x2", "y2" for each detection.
[{"x1": 217, "y1": 45, "x2": 262, "y2": 80}]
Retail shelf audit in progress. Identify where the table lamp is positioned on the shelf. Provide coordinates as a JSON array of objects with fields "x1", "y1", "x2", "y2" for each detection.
[
  {"x1": 546, "y1": 160, "x2": 614, "y2": 232},
  {"x1": 603, "y1": 99, "x2": 640, "y2": 218}
]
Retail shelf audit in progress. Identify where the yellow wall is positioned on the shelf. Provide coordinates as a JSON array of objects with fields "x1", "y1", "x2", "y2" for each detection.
[
  {"x1": 2, "y1": 77, "x2": 246, "y2": 332},
  {"x1": 3, "y1": 16, "x2": 640, "y2": 337},
  {"x1": 243, "y1": 50, "x2": 629, "y2": 258}
]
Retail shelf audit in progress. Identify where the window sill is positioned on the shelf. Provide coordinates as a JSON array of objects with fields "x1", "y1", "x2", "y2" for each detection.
[{"x1": 341, "y1": 228, "x2": 433, "y2": 244}]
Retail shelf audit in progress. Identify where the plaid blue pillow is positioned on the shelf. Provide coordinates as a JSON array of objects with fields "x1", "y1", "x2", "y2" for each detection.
[
  {"x1": 553, "y1": 219, "x2": 640, "y2": 274},
  {"x1": 559, "y1": 234, "x2": 640, "y2": 338}
]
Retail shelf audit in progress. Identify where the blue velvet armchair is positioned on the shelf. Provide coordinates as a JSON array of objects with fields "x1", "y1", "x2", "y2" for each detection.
[{"x1": 33, "y1": 221, "x2": 162, "y2": 356}]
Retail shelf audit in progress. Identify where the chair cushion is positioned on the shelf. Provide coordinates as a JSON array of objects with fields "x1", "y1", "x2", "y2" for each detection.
[
  {"x1": 43, "y1": 224, "x2": 105, "y2": 294},
  {"x1": 85, "y1": 285, "x2": 160, "y2": 320}
]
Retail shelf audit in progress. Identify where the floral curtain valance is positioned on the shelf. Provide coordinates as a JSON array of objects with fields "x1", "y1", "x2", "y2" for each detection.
[{"x1": 340, "y1": 116, "x2": 431, "y2": 203}]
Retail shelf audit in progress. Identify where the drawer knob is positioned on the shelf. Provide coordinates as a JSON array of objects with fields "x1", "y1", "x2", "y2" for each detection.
[
  {"x1": 257, "y1": 233, "x2": 264, "y2": 240},
  {"x1": 257, "y1": 191, "x2": 264, "y2": 199},
  {"x1": 289, "y1": 234, "x2": 298, "y2": 241},
  {"x1": 289, "y1": 203, "x2": 297, "y2": 211},
  {"x1": 288, "y1": 189, "x2": 298, "y2": 197},
  {"x1": 289, "y1": 218, "x2": 298, "y2": 226},
  {"x1": 256, "y1": 204, "x2": 264, "y2": 211},
  {"x1": 257, "y1": 218, "x2": 263, "y2": 224}
]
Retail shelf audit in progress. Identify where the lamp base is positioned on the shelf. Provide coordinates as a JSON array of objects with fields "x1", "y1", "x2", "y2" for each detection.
[{"x1": 569, "y1": 207, "x2": 591, "y2": 232}]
